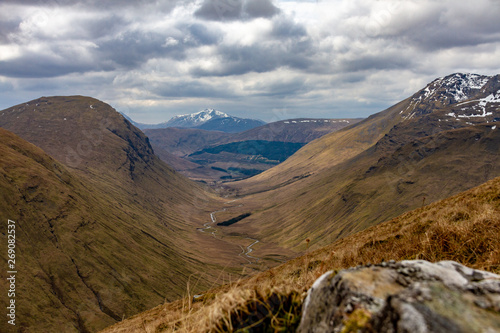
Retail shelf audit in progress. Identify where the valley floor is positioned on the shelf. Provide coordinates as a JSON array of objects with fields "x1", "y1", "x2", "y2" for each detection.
[{"x1": 100, "y1": 176, "x2": 500, "y2": 333}]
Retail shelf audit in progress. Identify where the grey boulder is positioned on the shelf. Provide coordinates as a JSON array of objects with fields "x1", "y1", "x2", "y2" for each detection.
[{"x1": 298, "y1": 260, "x2": 500, "y2": 333}]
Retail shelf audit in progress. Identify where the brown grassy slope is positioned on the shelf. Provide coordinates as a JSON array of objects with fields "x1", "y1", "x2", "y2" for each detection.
[
  {"x1": 0, "y1": 127, "x2": 235, "y2": 333},
  {"x1": 221, "y1": 122, "x2": 499, "y2": 252},
  {"x1": 232, "y1": 101, "x2": 410, "y2": 196},
  {"x1": 223, "y1": 76, "x2": 500, "y2": 251},
  {"x1": 0, "y1": 97, "x2": 248, "y2": 332},
  {"x1": 99, "y1": 175, "x2": 500, "y2": 333}
]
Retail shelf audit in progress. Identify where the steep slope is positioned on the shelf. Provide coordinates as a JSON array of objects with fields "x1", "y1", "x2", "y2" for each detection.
[
  {"x1": 0, "y1": 97, "x2": 246, "y2": 332},
  {"x1": 225, "y1": 73, "x2": 500, "y2": 249},
  {"x1": 100, "y1": 175, "x2": 500, "y2": 333}
]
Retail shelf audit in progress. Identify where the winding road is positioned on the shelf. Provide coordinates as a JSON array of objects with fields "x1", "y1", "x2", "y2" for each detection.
[
  {"x1": 197, "y1": 208, "x2": 226, "y2": 237},
  {"x1": 238, "y1": 238, "x2": 260, "y2": 263},
  {"x1": 198, "y1": 201, "x2": 260, "y2": 263}
]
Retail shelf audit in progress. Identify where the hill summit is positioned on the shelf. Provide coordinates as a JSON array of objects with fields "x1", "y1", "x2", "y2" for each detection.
[{"x1": 401, "y1": 72, "x2": 500, "y2": 120}]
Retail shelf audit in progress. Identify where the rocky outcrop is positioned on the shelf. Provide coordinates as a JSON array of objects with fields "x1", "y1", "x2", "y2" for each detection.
[{"x1": 298, "y1": 260, "x2": 500, "y2": 333}]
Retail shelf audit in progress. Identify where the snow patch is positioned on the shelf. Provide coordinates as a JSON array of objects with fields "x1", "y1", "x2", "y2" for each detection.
[
  {"x1": 171, "y1": 108, "x2": 229, "y2": 123},
  {"x1": 406, "y1": 74, "x2": 491, "y2": 118},
  {"x1": 434, "y1": 73, "x2": 490, "y2": 102}
]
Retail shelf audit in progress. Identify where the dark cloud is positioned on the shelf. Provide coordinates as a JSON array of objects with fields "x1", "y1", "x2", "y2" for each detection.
[
  {"x1": 195, "y1": 0, "x2": 243, "y2": 21},
  {"x1": 97, "y1": 24, "x2": 221, "y2": 69},
  {"x1": 151, "y1": 80, "x2": 235, "y2": 98},
  {"x1": 405, "y1": 25, "x2": 500, "y2": 51},
  {"x1": 0, "y1": 53, "x2": 103, "y2": 78},
  {"x1": 2, "y1": 0, "x2": 182, "y2": 10},
  {"x1": 194, "y1": 0, "x2": 280, "y2": 21},
  {"x1": 191, "y1": 17, "x2": 313, "y2": 76},
  {"x1": 0, "y1": 20, "x2": 222, "y2": 78},
  {"x1": 339, "y1": 53, "x2": 413, "y2": 73},
  {"x1": 78, "y1": 15, "x2": 129, "y2": 40},
  {"x1": 244, "y1": 0, "x2": 280, "y2": 18},
  {"x1": 191, "y1": 39, "x2": 313, "y2": 77},
  {"x1": 0, "y1": 21, "x2": 17, "y2": 43},
  {"x1": 97, "y1": 31, "x2": 176, "y2": 68},
  {"x1": 253, "y1": 78, "x2": 310, "y2": 98},
  {"x1": 186, "y1": 23, "x2": 222, "y2": 45},
  {"x1": 363, "y1": 2, "x2": 500, "y2": 52},
  {"x1": 271, "y1": 16, "x2": 308, "y2": 38}
]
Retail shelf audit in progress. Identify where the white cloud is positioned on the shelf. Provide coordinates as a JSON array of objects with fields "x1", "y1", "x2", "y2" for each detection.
[{"x1": 0, "y1": 0, "x2": 499, "y2": 122}]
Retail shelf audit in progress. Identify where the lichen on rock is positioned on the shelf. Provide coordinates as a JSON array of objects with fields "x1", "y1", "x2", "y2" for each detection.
[{"x1": 298, "y1": 260, "x2": 500, "y2": 333}]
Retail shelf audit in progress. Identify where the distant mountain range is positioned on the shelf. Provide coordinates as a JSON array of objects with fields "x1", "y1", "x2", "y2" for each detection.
[
  {"x1": 123, "y1": 108, "x2": 266, "y2": 133},
  {"x1": 145, "y1": 118, "x2": 361, "y2": 182}
]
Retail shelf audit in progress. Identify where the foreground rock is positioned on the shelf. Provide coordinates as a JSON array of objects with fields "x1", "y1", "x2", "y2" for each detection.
[{"x1": 298, "y1": 260, "x2": 500, "y2": 333}]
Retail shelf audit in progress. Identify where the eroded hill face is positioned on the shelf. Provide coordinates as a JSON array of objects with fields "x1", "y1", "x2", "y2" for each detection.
[
  {"x1": 0, "y1": 97, "x2": 251, "y2": 332},
  {"x1": 223, "y1": 73, "x2": 500, "y2": 250}
]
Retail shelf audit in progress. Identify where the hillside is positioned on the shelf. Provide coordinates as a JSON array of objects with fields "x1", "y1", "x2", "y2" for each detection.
[
  {"x1": 235, "y1": 73, "x2": 500, "y2": 193},
  {"x1": 99, "y1": 175, "x2": 500, "y2": 332},
  {"x1": 0, "y1": 97, "x2": 266, "y2": 332},
  {"x1": 231, "y1": 118, "x2": 361, "y2": 143},
  {"x1": 194, "y1": 116, "x2": 266, "y2": 133},
  {"x1": 145, "y1": 118, "x2": 360, "y2": 182},
  {"x1": 223, "y1": 73, "x2": 500, "y2": 250}
]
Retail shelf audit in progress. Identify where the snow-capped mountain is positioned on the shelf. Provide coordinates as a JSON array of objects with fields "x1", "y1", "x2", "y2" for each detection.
[
  {"x1": 162, "y1": 108, "x2": 266, "y2": 133},
  {"x1": 123, "y1": 108, "x2": 265, "y2": 132},
  {"x1": 165, "y1": 109, "x2": 230, "y2": 128},
  {"x1": 401, "y1": 73, "x2": 500, "y2": 122}
]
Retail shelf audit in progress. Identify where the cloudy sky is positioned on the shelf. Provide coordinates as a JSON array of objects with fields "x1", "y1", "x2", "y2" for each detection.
[{"x1": 1, "y1": 0, "x2": 499, "y2": 123}]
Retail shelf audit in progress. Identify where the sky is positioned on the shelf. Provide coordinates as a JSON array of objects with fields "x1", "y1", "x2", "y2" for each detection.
[{"x1": 0, "y1": 0, "x2": 500, "y2": 124}]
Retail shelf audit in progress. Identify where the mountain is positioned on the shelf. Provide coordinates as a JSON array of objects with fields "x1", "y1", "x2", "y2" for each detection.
[
  {"x1": 144, "y1": 118, "x2": 360, "y2": 181},
  {"x1": 221, "y1": 73, "x2": 500, "y2": 250},
  {"x1": 126, "y1": 108, "x2": 266, "y2": 133},
  {"x1": 165, "y1": 108, "x2": 230, "y2": 128},
  {"x1": 0, "y1": 96, "x2": 250, "y2": 332},
  {"x1": 194, "y1": 116, "x2": 266, "y2": 133},
  {"x1": 100, "y1": 175, "x2": 500, "y2": 332}
]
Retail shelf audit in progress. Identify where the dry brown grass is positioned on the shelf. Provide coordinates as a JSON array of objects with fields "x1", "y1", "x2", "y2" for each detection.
[{"x1": 101, "y1": 176, "x2": 500, "y2": 333}]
